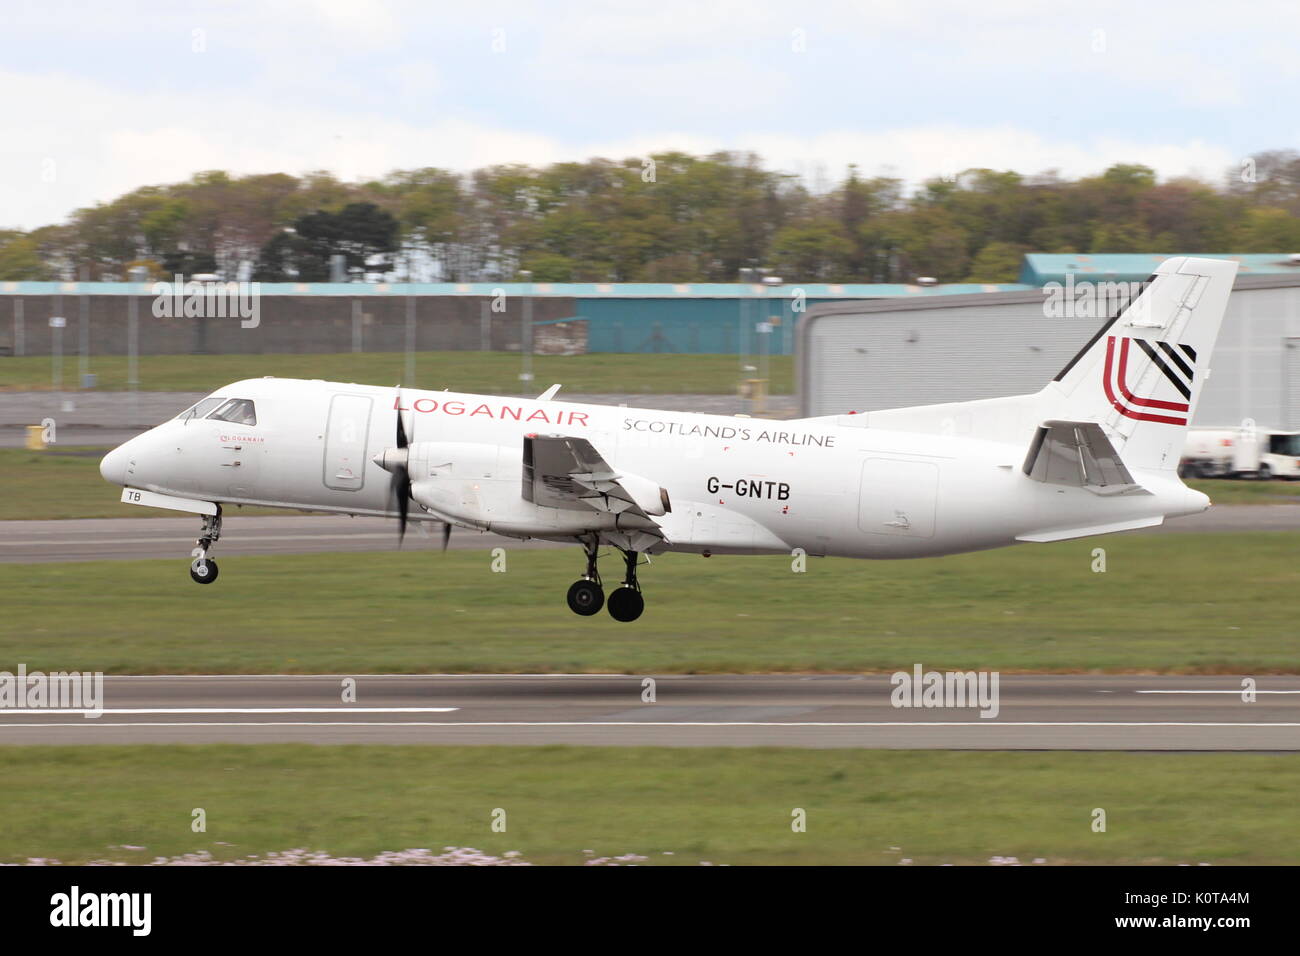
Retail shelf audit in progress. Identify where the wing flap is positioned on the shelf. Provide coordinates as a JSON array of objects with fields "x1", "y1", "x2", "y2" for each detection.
[{"x1": 523, "y1": 434, "x2": 667, "y2": 523}]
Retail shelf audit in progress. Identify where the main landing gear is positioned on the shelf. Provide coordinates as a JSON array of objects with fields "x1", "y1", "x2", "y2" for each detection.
[
  {"x1": 189, "y1": 507, "x2": 222, "y2": 585},
  {"x1": 566, "y1": 538, "x2": 645, "y2": 622},
  {"x1": 566, "y1": 538, "x2": 604, "y2": 615}
]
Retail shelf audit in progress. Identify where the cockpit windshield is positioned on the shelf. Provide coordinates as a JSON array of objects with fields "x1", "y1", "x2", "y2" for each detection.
[
  {"x1": 207, "y1": 398, "x2": 258, "y2": 426},
  {"x1": 175, "y1": 397, "x2": 224, "y2": 423}
]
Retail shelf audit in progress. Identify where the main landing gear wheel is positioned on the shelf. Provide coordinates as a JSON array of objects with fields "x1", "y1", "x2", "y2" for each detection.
[
  {"x1": 606, "y1": 547, "x2": 645, "y2": 622},
  {"x1": 189, "y1": 558, "x2": 219, "y2": 584},
  {"x1": 567, "y1": 536, "x2": 606, "y2": 616},
  {"x1": 567, "y1": 579, "x2": 604, "y2": 615},
  {"x1": 607, "y1": 586, "x2": 644, "y2": 622}
]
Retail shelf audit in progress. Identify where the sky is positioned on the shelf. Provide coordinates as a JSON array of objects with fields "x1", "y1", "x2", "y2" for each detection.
[{"x1": 2, "y1": 0, "x2": 1298, "y2": 230}]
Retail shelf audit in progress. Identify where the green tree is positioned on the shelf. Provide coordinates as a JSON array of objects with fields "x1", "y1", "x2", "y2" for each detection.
[
  {"x1": 769, "y1": 220, "x2": 854, "y2": 281},
  {"x1": 1236, "y1": 207, "x2": 1300, "y2": 251},
  {"x1": 254, "y1": 203, "x2": 399, "y2": 281},
  {"x1": 964, "y1": 241, "x2": 1025, "y2": 283},
  {"x1": 0, "y1": 232, "x2": 52, "y2": 279}
]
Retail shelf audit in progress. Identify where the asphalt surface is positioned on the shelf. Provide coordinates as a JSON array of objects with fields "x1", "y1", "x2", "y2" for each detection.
[
  {"x1": 1, "y1": 505, "x2": 1296, "y2": 564},
  {"x1": 0, "y1": 515, "x2": 563, "y2": 563},
  {"x1": 0, "y1": 426, "x2": 145, "y2": 448},
  {"x1": 0, "y1": 674, "x2": 1295, "y2": 749}
]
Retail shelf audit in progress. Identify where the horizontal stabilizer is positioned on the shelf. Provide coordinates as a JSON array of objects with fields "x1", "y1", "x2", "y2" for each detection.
[
  {"x1": 1022, "y1": 420, "x2": 1151, "y2": 497},
  {"x1": 1016, "y1": 515, "x2": 1164, "y2": 543}
]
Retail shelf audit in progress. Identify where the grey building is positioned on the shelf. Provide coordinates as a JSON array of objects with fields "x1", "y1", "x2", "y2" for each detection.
[{"x1": 798, "y1": 274, "x2": 1300, "y2": 429}]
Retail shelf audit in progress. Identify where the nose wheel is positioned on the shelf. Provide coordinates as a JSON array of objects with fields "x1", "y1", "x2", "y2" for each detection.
[
  {"x1": 190, "y1": 558, "x2": 219, "y2": 584},
  {"x1": 189, "y1": 507, "x2": 223, "y2": 585}
]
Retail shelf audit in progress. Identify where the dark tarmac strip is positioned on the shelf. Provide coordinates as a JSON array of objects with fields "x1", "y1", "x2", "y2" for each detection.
[
  {"x1": 0, "y1": 674, "x2": 1296, "y2": 750},
  {"x1": 0, "y1": 515, "x2": 562, "y2": 562},
  {"x1": 2, "y1": 505, "x2": 1298, "y2": 564}
]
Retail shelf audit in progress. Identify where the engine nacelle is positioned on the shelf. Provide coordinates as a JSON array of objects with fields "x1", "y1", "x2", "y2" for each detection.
[
  {"x1": 405, "y1": 440, "x2": 658, "y2": 538},
  {"x1": 614, "y1": 470, "x2": 670, "y2": 517}
]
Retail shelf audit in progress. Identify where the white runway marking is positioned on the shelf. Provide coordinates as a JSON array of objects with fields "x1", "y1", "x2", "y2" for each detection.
[
  {"x1": 0, "y1": 534, "x2": 398, "y2": 546},
  {"x1": 1137, "y1": 690, "x2": 1300, "y2": 694},
  {"x1": 86, "y1": 673, "x2": 635, "y2": 679},
  {"x1": 0, "y1": 720, "x2": 1295, "y2": 728},
  {"x1": 0, "y1": 707, "x2": 460, "y2": 716}
]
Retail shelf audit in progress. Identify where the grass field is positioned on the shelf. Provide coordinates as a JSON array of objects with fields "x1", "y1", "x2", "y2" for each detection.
[
  {"x1": 1185, "y1": 477, "x2": 1300, "y2": 504},
  {"x1": 0, "y1": 350, "x2": 794, "y2": 395},
  {"x1": 1, "y1": 533, "x2": 1296, "y2": 674},
  {"x1": 5, "y1": 446, "x2": 1300, "y2": 521},
  {"x1": 0, "y1": 746, "x2": 1294, "y2": 865}
]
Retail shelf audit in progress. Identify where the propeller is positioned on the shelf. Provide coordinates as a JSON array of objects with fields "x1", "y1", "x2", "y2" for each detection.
[
  {"x1": 373, "y1": 387, "x2": 412, "y2": 545},
  {"x1": 373, "y1": 389, "x2": 452, "y2": 552}
]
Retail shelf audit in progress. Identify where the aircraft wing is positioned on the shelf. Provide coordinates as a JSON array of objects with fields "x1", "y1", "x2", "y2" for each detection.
[
  {"x1": 1022, "y1": 420, "x2": 1152, "y2": 497},
  {"x1": 522, "y1": 434, "x2": 668, "y2": 523}
]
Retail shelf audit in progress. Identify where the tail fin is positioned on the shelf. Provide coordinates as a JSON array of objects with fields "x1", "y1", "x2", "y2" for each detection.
[
  {"x1": 1045, "y1": 256, "x2": 1237, "y2": 472},
  {"x1": 832, "y1": 256, "x2": 1237, "y2": 466}
]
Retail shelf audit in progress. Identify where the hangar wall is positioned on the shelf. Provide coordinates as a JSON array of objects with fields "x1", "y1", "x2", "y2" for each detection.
[{"x1": 798, "y1": 275, "x2": 1300, "y2": 430}]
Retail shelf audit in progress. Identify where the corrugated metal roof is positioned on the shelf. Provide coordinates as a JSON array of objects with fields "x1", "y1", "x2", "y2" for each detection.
[
  {"x1": 1020, "y1": 253, "x2": 1300, "y2": 285},
  {"x1": 0, "y1": 280, "x2": 1030, "y2": 298}
]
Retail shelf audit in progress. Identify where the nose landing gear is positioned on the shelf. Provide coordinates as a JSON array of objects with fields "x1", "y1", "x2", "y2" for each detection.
[
  {"x1": 565, "y1": 539, "x2": 646, "y2": 621},
  {"x1": 189, "y1": 507, "x2": 222, "y2": 585}
]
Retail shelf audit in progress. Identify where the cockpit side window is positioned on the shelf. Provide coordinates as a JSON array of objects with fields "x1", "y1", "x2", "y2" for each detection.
[
  {"x1": 176, "y1": 397, "x2": 224, "y2": 422},
  {"x1": 207, "y1": 398, "x2": 258, "y2": 426}
]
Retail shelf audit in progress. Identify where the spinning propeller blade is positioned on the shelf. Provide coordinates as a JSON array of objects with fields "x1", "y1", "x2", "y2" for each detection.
[{"x1": 388, "y1": 387, "x2": 412, "y2": 544}]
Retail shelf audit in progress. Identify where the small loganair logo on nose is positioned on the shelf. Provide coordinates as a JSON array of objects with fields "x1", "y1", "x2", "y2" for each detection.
[{"x1": 1102, "y1": 335, "x2": 1197, "y2": 426}]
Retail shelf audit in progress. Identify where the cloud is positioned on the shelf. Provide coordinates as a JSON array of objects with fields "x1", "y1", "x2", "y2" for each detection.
[
  {"x1": 0, "y1": 64, "x2": 1242, "y2": 230},
  {"x1": 0, "y1": 0, "x2": 1289, "y2": 229}
]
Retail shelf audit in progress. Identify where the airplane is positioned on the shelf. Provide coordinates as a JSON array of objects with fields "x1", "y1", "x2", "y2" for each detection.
[{"x1": 99, "y1": 256, "x2": 1237, "y2": 622}]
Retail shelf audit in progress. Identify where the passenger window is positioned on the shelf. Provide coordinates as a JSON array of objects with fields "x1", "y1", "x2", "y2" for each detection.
[
  {"x1": 208, "y1": 398, "x2": 257, "y2": 426},
  {"x1": 176, "y1": 397, "x2": 224, "y2": 422}
]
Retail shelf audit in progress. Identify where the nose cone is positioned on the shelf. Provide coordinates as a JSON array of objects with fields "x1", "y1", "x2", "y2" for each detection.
[{"x1": 99, "y1": 445, "x2": 130, "y2": 486}]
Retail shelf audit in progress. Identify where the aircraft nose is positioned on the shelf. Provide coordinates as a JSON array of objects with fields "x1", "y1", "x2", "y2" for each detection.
[{"x1": 99, "y1": 444, "x2": 130, "y2": 486}]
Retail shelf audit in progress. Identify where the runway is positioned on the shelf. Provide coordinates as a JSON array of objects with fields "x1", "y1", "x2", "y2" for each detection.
[
  {"x1": 0, "y1": 674, "x2": 1296, "y2": 750},
  {"x1": 1, "y1": 505, "x2": 1296, "y2": 563},
  {"x1": 0, "y1": 515, "x2": 562, "y2": 562}
]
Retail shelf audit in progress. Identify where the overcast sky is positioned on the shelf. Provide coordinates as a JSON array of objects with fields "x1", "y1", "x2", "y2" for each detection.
[{"x1": 3, "y1": 0, "x2": 1297, "y2": 230}]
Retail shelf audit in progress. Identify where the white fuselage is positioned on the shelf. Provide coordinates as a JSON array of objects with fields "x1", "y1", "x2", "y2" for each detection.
[{"x1": 100, "y1": 377, "x2": 1206, "y2": 560}]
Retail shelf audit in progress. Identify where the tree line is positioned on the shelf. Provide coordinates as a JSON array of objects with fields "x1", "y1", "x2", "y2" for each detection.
[{"x1": 3, "y1": 150, "x2": 1299, "y2": 285}]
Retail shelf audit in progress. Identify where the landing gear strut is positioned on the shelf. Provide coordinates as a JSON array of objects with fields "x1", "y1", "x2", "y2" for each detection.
[
  {"x1": 566, "y1": 537, "x2": 604, "y2": 615},
  {"x1": 606, "y1": 548, "x2": 645, "y2": 623},
  {"x1": 189, "y1": 506, "x2": 222, "y2": 585},
  {"x1": 566, "y1": 539, "x2": 646, "y2": 621}
]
